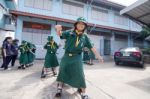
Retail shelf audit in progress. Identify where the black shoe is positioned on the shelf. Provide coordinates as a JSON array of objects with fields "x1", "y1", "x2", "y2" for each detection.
[
  {"x1": 4, "y1": 68, "x2": 8, "y2": 70},
  {"x1": 53, "y1": 71, "x2": 57, "y2": 76},
  {"x1": 25, "y1": 65, "x2": 29, "y2": 68},
  {"x1": 81, "y1": 95, "x2": 89, "y2": 99},
  {"x1": 18, "y1": 66, "x2": 22, "y2": 69},
  {"x1": 1, "y1": 66, "x2": 4, "y2": 68},
  {"x1": 22, "y1": 65, "x2": 26, "y2": 69},
  {"x1": 55, "y1": 88, "x2": 62, "y2": 97},
  {"x1": 77, "y1": 89, "x2": 82, "y2": 94},
  {"x1": 41, "y1": 74, "x2": 46, "y2": 78}
]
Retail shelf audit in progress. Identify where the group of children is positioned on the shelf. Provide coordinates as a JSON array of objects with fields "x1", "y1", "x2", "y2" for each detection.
[
  {"x1": 18, "y1": 40, "x2": 36, "y2": 69},
  {"x1": 1, "y1": 17, "x2": 103, "y2": 99},
  {"x1": 0, "y1": 37, "x2": 36, "y2": 70}
]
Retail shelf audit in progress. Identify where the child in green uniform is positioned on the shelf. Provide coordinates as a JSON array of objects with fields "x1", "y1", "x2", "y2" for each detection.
[
  {"x1": 41, "y1": 36, "x2": 59, "y2": 78},
  {"x1": 18, "y1": 40, "x2": 29, "y2": 69},
  {"x1": 55, "y1": 17, "x2": 104, "y2": 99},
  {"x1": 27, "y1": 42, "x2": 36, "y2": 67}
]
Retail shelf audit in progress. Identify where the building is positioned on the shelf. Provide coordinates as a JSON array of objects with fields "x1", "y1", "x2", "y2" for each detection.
[
  {"x1": 0, "y1": 0, "x2": 17, "y2": 46},
  {"x1": 7, "y1": 0, "x2": 148, "y2": 59}
]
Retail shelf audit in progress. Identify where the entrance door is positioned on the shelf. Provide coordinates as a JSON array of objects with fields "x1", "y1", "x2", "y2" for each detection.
[
  {"x1": 104, "y1": 39, "x2": 111, "y2": 55},
  {"x1": 22, "y1": 21, "x2": 51, "y2": 59}
]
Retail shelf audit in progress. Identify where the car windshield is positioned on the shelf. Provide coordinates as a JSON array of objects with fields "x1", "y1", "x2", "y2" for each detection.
[{"x1": 120, "y1": 47, "x2": 139, "y2": 52}]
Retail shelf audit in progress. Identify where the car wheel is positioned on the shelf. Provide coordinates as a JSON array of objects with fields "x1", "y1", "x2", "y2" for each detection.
[{"x1": 115, "y1": 61, "x2": 120, "y2": 65}]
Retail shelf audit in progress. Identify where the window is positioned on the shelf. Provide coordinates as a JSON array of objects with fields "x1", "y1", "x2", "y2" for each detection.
[
  {"x1": 132, "y1": 21, "x2": 141, "y2": 28},
  {"x1": 63, "y1": 1, "x2": 84, "y2": 17},
  {"x1": 23, "y1": 21, "x2": 51, "y2": 34},
  {"x1": 24, "y1": 0, "x2": 34, "y2": 7},
  {"x1": 24, "y1": 0, "x2": 52, "y2": 11},
  {"x1": 91, "y1": 7, "x2": 109, "y2": 22},
  {"x1": 114, "y1": 13, "x2": 128, "y2": 26},
  {"x1": 34, "y1": 0, "x2": 43, "y2": 9},
  {"x1": 43, "y1": 0, "x2": 52, "y2": 10}
]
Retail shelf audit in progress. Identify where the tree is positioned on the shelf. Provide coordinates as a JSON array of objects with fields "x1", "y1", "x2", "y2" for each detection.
[{"x1": 140, "y1": 26, "x2": 150, "y2": 39}]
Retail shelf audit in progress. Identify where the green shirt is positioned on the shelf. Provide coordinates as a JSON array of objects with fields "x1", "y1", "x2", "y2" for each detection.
[
  {"x1": 44, "y1": 41, "x2": 58, "y2": 53},
  {"x1": 60, "y1": 30, "x2": 93, "y2": 54}
]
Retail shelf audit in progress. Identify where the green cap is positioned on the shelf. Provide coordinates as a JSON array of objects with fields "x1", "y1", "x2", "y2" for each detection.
[
  {"x1": 74, "y1": 17, "x2": 87, "y2": 27},
  {"x1": 47, "y1": 36, "x2": 53, "y2": 41},
  {"x1": 22, "y1": 40, "x2": 27, "y2": 45},
  {"x1": 76, "y1": 17, "x2": 87, "y2": 23}
]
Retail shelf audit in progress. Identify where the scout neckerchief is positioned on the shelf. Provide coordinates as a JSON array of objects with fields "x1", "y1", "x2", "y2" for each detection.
[
  {"x1": 75, "y1": 30, "x2": 83, "y2": 47},
  {"x1": 21, "y1": 44, "x2": 28, "y2": 53},
  {"x1": 50, "y1": 41, "x2": 55, "y2": 49}
]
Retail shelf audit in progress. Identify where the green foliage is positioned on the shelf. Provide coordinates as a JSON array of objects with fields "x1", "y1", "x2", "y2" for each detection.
[{"x1": 140, "y1": 26, "x2": 150, "y2": 39}]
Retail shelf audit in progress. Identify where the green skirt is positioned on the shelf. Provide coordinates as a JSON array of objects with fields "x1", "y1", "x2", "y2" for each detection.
[
  {"x1": 44, "y1": 53, "x2": 59, "y2": 68},
  {"x1": 28, "y1": 52, "x2": 34, "y2": 64},
  {"x1": 19, "y1": 53, "x2": 28, "y2": 65},
  {"x1": 57, "y1": 54, "x2": 86, "y2": 88}
]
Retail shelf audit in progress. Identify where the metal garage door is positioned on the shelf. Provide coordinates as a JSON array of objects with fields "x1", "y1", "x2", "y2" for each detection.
[{"x1": 22, "y1": 21, "x2": 51, "y2": 59}]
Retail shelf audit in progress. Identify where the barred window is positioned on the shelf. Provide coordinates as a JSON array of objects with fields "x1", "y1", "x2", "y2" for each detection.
[
  {"x1": 24, "y1": 0, "x2": 52, "y2": 11},
  {"x1": 63, "y1": 1, "x2": 84, "y2": 17},
  {"x1": 91, "y1": 7, "x2": 109, "y2": 22},
  {"x1": 114, "y1": 13, "x2": 128, "y2": 26}
]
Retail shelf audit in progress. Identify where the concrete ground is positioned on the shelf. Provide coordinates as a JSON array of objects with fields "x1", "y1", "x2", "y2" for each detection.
[{"x1": 0, "y1": 60, "x2": 150, "y2": 99}]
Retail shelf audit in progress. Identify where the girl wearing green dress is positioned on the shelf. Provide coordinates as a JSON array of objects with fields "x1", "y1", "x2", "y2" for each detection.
[
  {"x1": 55, "y1": 17, "x2": 104, "y2": 99},
  {"x1": 27, "y1": 42, "x2": 36, "y2": 67},
  {"x1": 41, "y1": 36, "x2": 59, "y2": 78},
  {"x1": 18, "y1": 40, "x2": 29, "y2": 69}
]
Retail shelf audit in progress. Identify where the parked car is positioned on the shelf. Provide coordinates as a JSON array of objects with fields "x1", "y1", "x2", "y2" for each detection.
[{"x1": 114, "y1": 47, "x2": 144, "y2": 68}]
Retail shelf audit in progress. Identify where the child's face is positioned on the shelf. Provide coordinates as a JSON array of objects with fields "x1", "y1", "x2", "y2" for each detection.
[
  {"x1": 8, "y1": 38, "x2": 12, "y2": 44},
  {"x1": 76, "y1": 22, "x2": 86, "y2": 32}
]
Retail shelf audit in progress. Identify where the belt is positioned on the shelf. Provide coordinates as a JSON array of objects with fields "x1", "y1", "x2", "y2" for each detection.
[{"x1": 65, "y1": 52, "x2": 81, "y2": 57}]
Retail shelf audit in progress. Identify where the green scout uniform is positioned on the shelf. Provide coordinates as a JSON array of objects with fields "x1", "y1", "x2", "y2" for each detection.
[
  {"x1": 44, "y1": 36, "x2": 59, "y2": 68},
  {"x1": 57, "y1": 29, "x2": 93, "y2": 88},
  {"x1": 19, "y1": 41, "x2": 29, "y2": 65},
  {"x1": 27, "y1": 42, "x2": 36, "y2": 64}
]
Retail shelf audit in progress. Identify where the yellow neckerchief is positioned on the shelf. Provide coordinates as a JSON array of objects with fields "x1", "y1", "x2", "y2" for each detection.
[
  {"x1": 50, "y1": 41, "x2": 55, "y2": 49},
  {"x1": 21, "y1": 44, "x2": 27, "y2": 52},
  {"x1": 75, "y1": 30, "x2": 83, "y2": 47}
]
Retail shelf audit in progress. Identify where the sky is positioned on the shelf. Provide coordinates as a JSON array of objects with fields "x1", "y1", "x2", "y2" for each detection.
[{"x1": 108, "y1": 0, "x2": 138, "y2": 6}]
